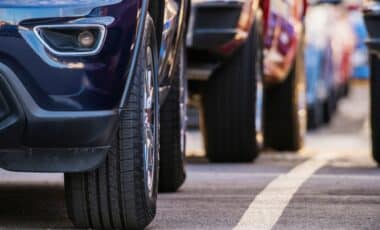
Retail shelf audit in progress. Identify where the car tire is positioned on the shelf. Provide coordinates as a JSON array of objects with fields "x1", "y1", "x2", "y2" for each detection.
[
  {"x1": 342, "y1": 81, "x2": 350, "y2": 98},
  {"x1": 200, "y1": 22, "x2": 262, "y2": 163},
  {"x1": 159, "y1": 42, "x2": 187, "y2": 192},
  {"x1": 370, "y1": 54, "x2": 380, "y2": 165},
  {"x1": 307, "y1": 100, "x2": 323, "y2": 130},
  {"x1": 64, "y1": 15, "x2": 160, "y2": 229},
  {"x1": 323, "y1": 89, "x2": 336, "y2": 124},
  {"x1": 263, "y1": 36, "x2": 306, "y2": 151}
]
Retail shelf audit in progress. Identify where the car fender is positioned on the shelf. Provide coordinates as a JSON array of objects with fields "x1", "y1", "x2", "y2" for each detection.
[{"x1": 119, "y1": 0, "x2": 151, "y2": 108}]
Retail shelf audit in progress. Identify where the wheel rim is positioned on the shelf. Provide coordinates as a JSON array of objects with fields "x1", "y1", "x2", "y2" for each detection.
[
  {"x1": 296, "y1": 43, "x2": 307, "y2": 141},
  {"x1": 143, "y1": 46, "x2": 155, "y2": 198},
  {"x1": 255, "y1": 45, "x2": 263, "y2": 146},
  {"x1": 179, "y1": 47, "x2": 187, "y2": 155},
  {"x1": 297, "y1": 79, "x2": 307, "y2": 140}
]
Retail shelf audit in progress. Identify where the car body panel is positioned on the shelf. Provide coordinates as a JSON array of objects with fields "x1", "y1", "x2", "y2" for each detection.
[
  {"x1": 160, "y1": 0, "x2": 179, "y2": 79},
  {"x1": 186, "y1": 0, "x2": 306, "y2": 83},
  {"x1": 187, "y1": 0, "x2": 259, "y2": 54},
  {"x1": 0, "y1": 1, "x2": 139, "y2": 111},
  {"x1": 0, "y1": 0, "x2": 190, "y2": 172}
]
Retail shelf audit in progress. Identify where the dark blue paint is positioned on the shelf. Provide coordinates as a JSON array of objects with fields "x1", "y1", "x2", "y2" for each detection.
[{"x1": 0, "y1": 0, "x2": 140, "y2": 111}]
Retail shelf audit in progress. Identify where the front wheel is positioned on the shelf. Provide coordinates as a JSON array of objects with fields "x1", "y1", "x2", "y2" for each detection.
[
  {"x1": 64, "y1": 16, "x2": 160, "y2": 229},
  {"x1": 370, "y1": 54, "x2": 380, "y2": 165}
]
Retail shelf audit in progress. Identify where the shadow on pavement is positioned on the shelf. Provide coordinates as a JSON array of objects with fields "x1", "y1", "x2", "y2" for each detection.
[{"x1": 0, "y1": 183, "x2": 72, "y2": 229}]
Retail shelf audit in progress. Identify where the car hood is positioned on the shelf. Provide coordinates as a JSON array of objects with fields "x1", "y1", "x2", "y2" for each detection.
[
  {"x1": 0, "y1": 0, "x2": 121, "y2": 24},
  {"x1": 0, "y1": 0, "x2": 121, "y2": 8}
]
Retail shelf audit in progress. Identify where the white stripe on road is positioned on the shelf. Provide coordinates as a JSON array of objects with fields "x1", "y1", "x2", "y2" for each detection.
[{"x1": 234, "y1": 152, "x2": 339, "y2": 230}]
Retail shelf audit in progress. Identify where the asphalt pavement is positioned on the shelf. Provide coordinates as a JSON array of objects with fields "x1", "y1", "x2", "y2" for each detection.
[{"x1": 0, "y1": 83, "x2": 379, "y2": 230}]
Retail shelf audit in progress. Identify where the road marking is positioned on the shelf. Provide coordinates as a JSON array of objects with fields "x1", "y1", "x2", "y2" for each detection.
[{"x1": 233, "y1": 153, "x2": 339, "y2": 230}]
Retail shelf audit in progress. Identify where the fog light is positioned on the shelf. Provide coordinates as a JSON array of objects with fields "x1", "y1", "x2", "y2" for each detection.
[
  {"x1": 78, "y1": 30, "x2": 95, "y2": 48},
  {"x1": 34, "y1": 24, "x2": 106, "y2": 56}
]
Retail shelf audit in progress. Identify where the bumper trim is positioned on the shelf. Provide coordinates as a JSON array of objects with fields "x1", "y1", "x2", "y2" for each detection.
[
  {"x1": 0, "y1": 63, "x2": 118, "y2": 172},
  {"x1": 33, "y1": 24, "x2": 107, "y2": 57},
  {"x1": 186, "y1": 1, "x2": 244, "y2": 50},
  {"x1": 0, "y1": 63, "x2": 118, "y2": 148},
  {"x1": 0, "y1": 146, "x2": 108, "y2": 172}
]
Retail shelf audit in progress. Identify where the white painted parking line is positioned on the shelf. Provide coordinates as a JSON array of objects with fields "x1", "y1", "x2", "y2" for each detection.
[{"x1": 234, "y1": 153, "x2": 340, "y2": 230}]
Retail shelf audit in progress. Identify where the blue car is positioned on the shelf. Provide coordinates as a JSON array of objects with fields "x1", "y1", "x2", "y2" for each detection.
[
  {"x1": 304, "y1": 2, "x2": 336, "y2": 129},
  {"x1": 0, "y1": 0, "x2": 189, "y2": 228}
]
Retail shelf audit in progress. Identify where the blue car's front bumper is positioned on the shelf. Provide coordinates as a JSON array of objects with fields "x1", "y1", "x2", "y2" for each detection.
[{"x1": 0, "y1": 0, "x2": 144, "y2": 172}]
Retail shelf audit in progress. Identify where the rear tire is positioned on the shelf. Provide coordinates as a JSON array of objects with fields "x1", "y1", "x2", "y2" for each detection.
[
  {"x1": 64, "y1": 16, "x2": 160, "y2": 229},
  {"x1": 370, "y1": 54, "x2": 380, "y2": 165},
  {"x1": 323, "y1": 89, "x2": 336, "y2": 124},
  {"x1": 200, "y1": 22, "x2": 262, "y2": 162},
  {"x1": 263, "y1": 37, "x2": 306, "y2": 151},
  {"x1": 307, "y1": 100, "x2": 323, "y2": 130},
  {"x1": 159, "y1": 43, "x2": 187, "y2": 192},
  {"x1": 342, "y1": 81, "x2": 350, "y2": 97}
]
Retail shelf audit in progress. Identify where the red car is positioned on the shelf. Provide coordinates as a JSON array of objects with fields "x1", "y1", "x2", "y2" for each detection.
[{"x1": 186, "y1": 0, "x2": 307, "y2": 162}]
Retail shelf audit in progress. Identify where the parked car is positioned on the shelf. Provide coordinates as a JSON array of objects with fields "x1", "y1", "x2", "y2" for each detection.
[
  {"x1": 364, "y1": 0, "x2": 380, "y2": 165},
  {"x1": 304, "y1": 1, "x2": 332, "y2": 129},
  {"x1": 186, "y1": 0, "x2": 307, "y2": 162},
  {"x1": 305, "y1": 0, "x2": 355, "y2": 129},
  {"x1": 0, "y1": 0, "x2": 189, "y2": 228},
  {"x1": 332, "y1": 3, "x2": 356, "y2": 99},
  {"x1": 347, "y1": 0, "x2": 369, "y2": 80}
]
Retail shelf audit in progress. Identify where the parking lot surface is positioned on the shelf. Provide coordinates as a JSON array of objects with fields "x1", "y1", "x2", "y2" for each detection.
[{"x1": 0, "y1": 83, "x2": 379, "y2": 229}]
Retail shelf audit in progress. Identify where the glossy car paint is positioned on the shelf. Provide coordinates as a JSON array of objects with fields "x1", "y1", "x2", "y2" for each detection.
[
  {"x1": 0, "y1": 0, "x2": 189, "y2": 172},
  {"x1": 0, "y1": 0, "x2": 186, "y2": 111},
  {"x1": 0, "y1": 0, "x2": 139, "y2": 111},
  {"x1": 160, "y1": 0, "x2": 179, "y2": 77}
]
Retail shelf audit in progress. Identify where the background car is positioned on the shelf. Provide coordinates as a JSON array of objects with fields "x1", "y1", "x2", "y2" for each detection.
[
  {"x1": 186, "y1": 0, "x2": 307, "y2": 162},
  {"x1": 0, "y1": 0, "x2": 189, "y2": 229},
  {"x1": 363, "y1": 0, "x2": 380, "y2": 165},
  {"x1": 305, "y1": 0, "x2": 355, "y2": 129},
  {"x1": 347, "y1": 0, "x2": 369, "y2": 80}
]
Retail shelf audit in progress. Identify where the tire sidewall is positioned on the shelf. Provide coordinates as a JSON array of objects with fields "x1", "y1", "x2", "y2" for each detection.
[{"x1": 139, "y1": 15, "x2": 160, "y2": 207}]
